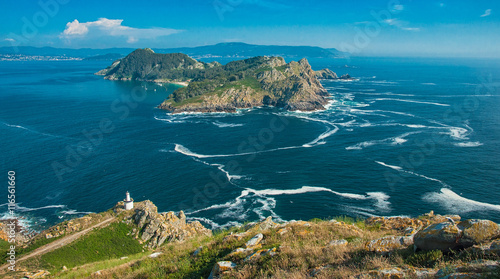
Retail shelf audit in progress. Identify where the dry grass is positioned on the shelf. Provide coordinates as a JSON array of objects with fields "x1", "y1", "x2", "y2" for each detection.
[{"x1": 36, "y1": 218, "x2": 499, "y2": 279}]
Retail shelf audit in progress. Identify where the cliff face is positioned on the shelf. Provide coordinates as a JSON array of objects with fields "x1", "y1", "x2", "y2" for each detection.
[{"x1": 158, "y1": 57, "x2": 330, "y2": 113}]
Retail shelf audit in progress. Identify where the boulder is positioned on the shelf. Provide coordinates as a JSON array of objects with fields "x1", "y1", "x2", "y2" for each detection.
[
  {"x1": 415, "y1": 219, "x2": 500, "y2": 252},
  {"x1": 223, "y1": 232, "x2": 249, "y2": 242},
  {"x1": 414, "y1": 222, "x2": 461, "y2": 252},
  {"x1": 457, "y1": 219, "x2": 500, "y2": 246},
  {"x1": 208, "y1": 261, "x2": 236, "y2": 279},
  {"x1": 228, "y1": 247, "x2": 254, "y2": 257},
  {"x1": 365, "y1": 235, "x2": 414, "y2": 253},
  {"x1": 245, "y1": 233, "x2": 263, "y2": 248},
  {"x1": 251, "y1": 216, "x2": 279, "y2": 231}
]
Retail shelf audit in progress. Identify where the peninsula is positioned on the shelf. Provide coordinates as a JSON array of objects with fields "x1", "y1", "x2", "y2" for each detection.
[{"x1": 97, "y1": 48, "x2": 348, "y2": 113}]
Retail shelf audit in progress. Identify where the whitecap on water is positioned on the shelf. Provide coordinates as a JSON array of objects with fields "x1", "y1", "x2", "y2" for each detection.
[
  {"x1": 453, "y1": 141, "x2": 483, "y2": 147},
  {"x1": 371, "y1": 98, "x2": 450, "y2": 107},
  {"x1": 423, "y1": 188, "x2": 500, "y2": 213}
]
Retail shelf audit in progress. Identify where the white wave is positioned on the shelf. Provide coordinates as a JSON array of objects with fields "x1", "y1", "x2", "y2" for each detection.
[
  {"x1": 154, "y1": 116, "x2": 187, "y2": 124},
  {"x1": 346, "y1": 132, "x2": 419, "y2": 150},
  {"x1": 453, "y1": 141, "x2": 483, "y2": 147},
  {"x1": 375, "y1": 161, "x2": 402, "y2": 171},
  {"x1": 355, "y1": 92, "x2": 416, "y2": 97},
  {"x1": 248, "y1": 186, "x2": 390, "y2": 211},
  {"x1": 186, "y1": 190, "x2": 251, "y2": 215},
  {"x1": 367, "y1": 80, "x2": 399, "y2": 85},
  {"x1": 4, "y1": 123, "x2": 30, "y2": 130},
  {"x1": 187, "y1": 217, "x2": 221, "y2": 229},
  {"x1": 324, "y1": 99, "x2": 336, "y2": 110},
  {"x1": 2, "y1": 122, "x2": 67, "y2": 139},
  {"x1": 303, "y1": 125, "x2": 339, "y2": 147},
  {"x1": 357, "y1": 88, "x2": 376, "y2": 92},
  {"x1": 15, "y1": 204, "x2": 66, "y2": 212},
  {"x1": 423, "y1": 188, "x2": 500, "y2": 213},
  {"x1": 421, "y1": 83, "x2": 437, "y2": 86},
  {"x1": 61, "y1": 210, "x2": 94, "y2": 215},
  {"x1": 212, "y1": 121, "x2": 244, "y2": 128},
  {"x1": 247, "y1": 186, "x2": 364, "y2": 199},
  {"x1": 212, "y1": 163, "x2": 243, "y2": 181},
  {"x1": 366, "y1": 192, "x2": 391, "y2": 211},
  {"x1": 346, "y1": 108, "x2": 416, "y2": 118},
  {"x1": 174, "y1": 143, "x2": 302, "y2": 159},
  {"x1": 448, "y1": 127, "x2": 469, "y2": 140},
  {"x1": 374, "y1": 161, "x2": 449, "y2": 187},
  {"x1": 372, "y1": 98, "x2": 450, "y2": 107},
  {"x1": 288, "y1": 114, "x2": 340, "y2": 147},
  {"x1": 349, "y1": 109, "x2": 389, "y2": 118},
  {"x1": 344, "y1": 207, "x2": 379, "y2": 217}
]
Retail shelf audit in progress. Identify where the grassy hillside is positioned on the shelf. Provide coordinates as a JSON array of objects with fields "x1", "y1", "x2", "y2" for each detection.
[{"x1": 5, "y1": 214, "x2": 498, "y2": 279}]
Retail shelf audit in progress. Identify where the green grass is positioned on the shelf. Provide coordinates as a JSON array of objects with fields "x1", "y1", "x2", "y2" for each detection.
[
  {"x1": 37, "y1": 222, "x2": 142, "y2": 272},
  {"x1": 52, "y1": 252, "x2": 149, "y2": 279},
  {"x1": 276, "y1": 65, "x2": 287, "y2": 73},
  {"x1": 238, "y1": 76, "x2": 262, "y2": 91},
  {"x1": 0, "y1": 238, "x2": 12, "y2": 261},
  {"x1": 405, "y1": 250, "x2": 443, "y2": 268}
]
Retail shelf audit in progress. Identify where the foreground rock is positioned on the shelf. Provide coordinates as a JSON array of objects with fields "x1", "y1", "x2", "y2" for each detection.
[
  {"x1": 124, "y1": 200, "x2": 211, "y2": 248},
  {"x1": 414, "y1": 219, "x2": 500, "y2": 252},
  {"x1": 365, "y1": 235, "x2": 414, "y2": 254},
  {"x1": 208, "y1": 261, "x2": 237, "y2": 279}
]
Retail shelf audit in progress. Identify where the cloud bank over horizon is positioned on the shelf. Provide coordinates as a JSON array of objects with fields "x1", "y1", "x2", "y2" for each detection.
[{"x1": 60, "y1": 18, "x2": 182, "y2": 45}]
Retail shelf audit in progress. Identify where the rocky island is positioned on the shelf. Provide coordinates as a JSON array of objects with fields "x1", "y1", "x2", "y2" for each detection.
[{"x1": 97, "y1": 48, "x2": 348, "y2": 113}]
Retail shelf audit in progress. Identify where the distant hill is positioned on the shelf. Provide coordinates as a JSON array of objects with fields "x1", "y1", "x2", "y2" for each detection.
[
  {"x1": 0, "y1": 43, "x2": 347, "y2": 60},
  {"x1": 159, "y1": 42, "x2": 347, "y2": 59}
]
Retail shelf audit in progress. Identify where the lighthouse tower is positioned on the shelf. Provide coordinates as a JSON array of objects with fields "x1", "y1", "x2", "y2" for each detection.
[{"x1": 124, "y1": 191, "x2": 134, "y2": 210}]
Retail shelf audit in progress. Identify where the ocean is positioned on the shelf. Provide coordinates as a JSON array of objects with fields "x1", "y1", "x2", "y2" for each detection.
[{"x1": 1, "y1": 57, "x2": 499, "y2": 232}]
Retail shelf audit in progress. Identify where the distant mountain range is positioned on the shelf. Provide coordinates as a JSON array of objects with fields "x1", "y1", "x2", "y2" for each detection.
[{"x1": 0, "y1": 43, "x2": 347, "y2": 60}]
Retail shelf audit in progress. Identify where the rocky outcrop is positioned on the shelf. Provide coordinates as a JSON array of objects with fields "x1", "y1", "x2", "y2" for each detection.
[
  {"x1": 130, "y1": 201, "x2": 211, "y2": 249},
  {"x1": 458, "y1": 219, "x2": 500, "y2": 246},
  {"x1": 315, "y1": 68, "x2": 338, "y2": 79},
  {"x1": 414, "y1": 219, "x2": 500, "y2": 252}
]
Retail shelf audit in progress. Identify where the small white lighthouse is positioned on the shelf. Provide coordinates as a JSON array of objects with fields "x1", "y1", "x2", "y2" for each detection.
[{"x1": 124, "y1": 191, "x2": 134, "y2": 210}]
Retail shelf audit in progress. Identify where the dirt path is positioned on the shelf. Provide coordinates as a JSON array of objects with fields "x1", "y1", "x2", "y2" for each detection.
[{"x1": 0, "y1": 217, "x2": 116, "y2": 272}]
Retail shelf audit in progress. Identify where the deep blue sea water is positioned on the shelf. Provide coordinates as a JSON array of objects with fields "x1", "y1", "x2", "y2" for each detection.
[{"x1": 1, "y1": 57, "x2": 499, "y2": 231}]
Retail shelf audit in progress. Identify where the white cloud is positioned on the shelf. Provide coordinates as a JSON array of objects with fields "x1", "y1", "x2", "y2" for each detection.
[
  {"x1": 480, "y1": 9, "x2": 491, "y2": 17},
  {"x1": 127, "y1": 37, "x2": 138, "y2": 44},
  {"x1": 4, "y1": 38, "x2": 16, "y2": 42},
  {"x1": 384, "y1": 18, "x2": 420, "y2": 32},
  {"x1": 61, "y1": 18, "x2": 182, "y2": 44}
]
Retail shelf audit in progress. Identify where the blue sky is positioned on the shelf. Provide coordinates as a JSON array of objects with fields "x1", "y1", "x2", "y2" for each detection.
[{"x1": 1, "y1": 0, "x2": 499, "y2": 57}]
